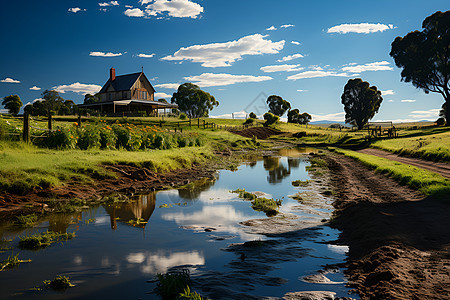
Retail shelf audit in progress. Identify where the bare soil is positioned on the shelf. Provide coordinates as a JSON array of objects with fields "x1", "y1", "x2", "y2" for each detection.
[
  {"x1": 357, "y1": 148, "x2": 450, "y2": 178},
  {"x1": 326, "y1": 153, "x2": 450, "y2": 299},
  {"x1": 230, "y1": 127, "x2": 282, "y2": 139}
]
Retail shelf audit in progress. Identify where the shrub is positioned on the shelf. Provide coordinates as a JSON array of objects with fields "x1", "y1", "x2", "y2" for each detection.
[
  {"x1": 179, "y1": 113, "x2": 188, "y2": 120},
  {"x1": 43, "y1": 275, "x2": 74, "y2": 290},
  {"x1": 249, "y1": 112, "x2": 257, "y2": 119},
  {"x1": 77, "y1": 126, "x2": 101, "y2": 150},
  {"x1": 46, "y1": 127, "x2": 77, "y2": 149},
  {"x1": 99, "y1": 127, "x2": 117, "y2": 149},
  {"x1": 263, "y1": 112, "x2": 279, "y2": 126},
  {"x1": 436, "y1": 117, "x2": 445, "y2": 126},
  {"x1": 112, "y1": 124, "x2": 130, "y2": 149},
  {"x1": 156, "y1": 269, "x2": 191, "y2": 300},
  {"x1": 243, "y1": 118, "x2": 254, "y2": 125}
]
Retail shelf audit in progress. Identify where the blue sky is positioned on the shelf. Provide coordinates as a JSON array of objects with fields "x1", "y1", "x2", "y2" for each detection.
[{"x1": 0, "y1": 0, "x2": 448, "y2": 122}]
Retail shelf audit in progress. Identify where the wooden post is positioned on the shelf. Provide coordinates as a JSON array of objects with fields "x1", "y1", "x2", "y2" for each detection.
[
  {"x1": 189, "y1": 118, "x2": 191, "y2": 128},
  {"x1": 23, "y1": 113, "x2": 30, "y2": 143},
  {"x1": 203, "y1": 120, "x2": 206, "y2": 129},
  {"x1": 48, "y1": 114, "x2": 52, "y2": 131},
  {"x1": 197, "y1": 118, "x2": 200, "y2": 128},
  {"x1": 78, "y1": 114, "x2": 82, "y2": 126},
  {"x1": 178, "y1": 121, "x2": 180, "y2": 128},
  {"x1": 160, "y1": 120, "x2": 163, "y2": 127}
]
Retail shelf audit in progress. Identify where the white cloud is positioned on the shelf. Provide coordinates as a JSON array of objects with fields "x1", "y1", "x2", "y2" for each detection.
[
  {"x1": 184, "y1": 73, "x2": 272, "y2": 87},
  {"x1": 137, "y1": 53, "x2": 155, "y2": 58},
  {"x1": 297, "y1": 89, "x2": 307, "y2": 92},
  {"x1": 291, "y1": 41, "x2": 300, "y2": 45},
  {"x1": 211, "y1": 110, "x2": 248, "y2": 119},
  {"x1": 144, "y1": 0, "x2": 204, "y2": 19},
  {"x1": 124, "y1": 8, "x2": 145, "y2": 17},
  {"x1": 327, "y1": 23, "x2": 395, "y2": 34},
  {"x1": 401, "y1": 99, "x2": 416, "y2": 103},
  {"x1": 341, "y1": 61, "x2": 393, "y2": 73},
  {"x1": 89, "y1": 51, "x2": 122, "y2": 57},
  {"x1": 32, "y1": 98, "x2": 43, "y2": 103},
  {"x1": 266, "y1": 25, "x2": 277, "y2": 31},
  {"x1": 260, "y1": 64, "x2": 303, "y2": 73},
  {"x1": 381, "y1": 90, "x2": 395, "y2": 95},
  {"x1": 29, "y1": 86, "x2": 41, "y2": 91},
  {"x1": 125, "y1": 5, "x2": 133, "y2": 8},
  {"x1": 68, "y1": 7, "x2": 86, "y2": 13},
  {"x1": 310, "y1": 65, "x2": 324, "y2": 71},
  {"x1": 310, "y1": 112, "x2": 345, "y2": 122},
  {"x1": 277, "y1": 53, "x2": 304, "y2": 62},
  {"x1": 154, "y1": 92, "x2": 172, "y2": 98},
  {"x1": 1, "y1": 77, "x2": 20, "y2": 83},
  {"x1": 409, "y1": 108, "x2": 440, "y2": 119},
  {"x1": 99, "y1": 1, "x2": 119, "y2": 7},
  {"x1": 281, "y1": 24, "x2": 295, "y2": 28},
  {"x1": 388, "y1": 100, "x2": 394, "y2": 102},
  {"x1": 162, "y1": 34, "x2": 285, "y2": 67},
  {"x1": 155, "y1": 83, "x2": 180, "y2": 89},
  {"x1": 287, "y1": 70, "x2": 348, "y2": 80},
  {"x1": 53, "y1": 82, "x2": 102, "y2": 94}
]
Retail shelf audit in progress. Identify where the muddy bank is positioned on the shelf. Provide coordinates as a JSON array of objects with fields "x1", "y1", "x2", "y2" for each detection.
[{"x1": 326, "y1": 153, "x2": 450, "y2": 299}]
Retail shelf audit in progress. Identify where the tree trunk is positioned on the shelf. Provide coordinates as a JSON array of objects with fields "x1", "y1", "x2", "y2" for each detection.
[{"x1": 445, "y1": 97, "x2": 449, "y2": 127}]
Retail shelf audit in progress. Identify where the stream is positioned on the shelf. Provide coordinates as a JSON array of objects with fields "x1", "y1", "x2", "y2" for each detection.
[{"x1": 0, "y1": 148, "x2": 355, "y2": 299}]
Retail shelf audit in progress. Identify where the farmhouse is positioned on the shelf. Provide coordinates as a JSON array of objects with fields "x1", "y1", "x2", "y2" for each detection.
[{"x1": 79, "y1": 68, "x2": 177, "y2": 116}]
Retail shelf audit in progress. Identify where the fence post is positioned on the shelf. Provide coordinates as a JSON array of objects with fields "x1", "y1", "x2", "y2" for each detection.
[
  {"x1": 178, "y1": 121, "x2": 180, "y2": 128},
  {"x1": 48, "y1": 114, "x2": 52, "y2": 131},
  {"x1": 23, "y1": 113, "x2": 30, "y2": 143},
  {"x1": 78, "y1": 114, "x2": 81, "y2": 126},
  {"x1": 203, "y1": 120, "x2": 205, "y2": 129},
  {"x1": 160, "y1": 120, "x2": 163, "y2": 127},
  {"x1": 189, "y1": 118, "x2": 191, "y2": 128},
  {"x1": 197, "y1": 118, "x2": 200, "y2": 128}
]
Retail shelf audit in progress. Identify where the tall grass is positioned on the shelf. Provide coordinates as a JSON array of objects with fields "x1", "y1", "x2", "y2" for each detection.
[{"x1": 334, "y1": 148, "x2": 450, "y2": 198}]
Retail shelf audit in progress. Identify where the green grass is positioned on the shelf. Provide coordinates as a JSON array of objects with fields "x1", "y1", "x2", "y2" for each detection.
[
  {"x1": 292, "y1": 180, "x2": 311, "y2": 187},
  {"x1": 43, "y1": 275, "x2": 74, "y2": 290},
  {"x1": 15, "y1": 214, "x2": 38, "y2": 227},
  {"x1": 0, "y1": 253, "x2": 32, "y2": 271},
  {"x1": 371, "y1": 127, "x2": 450, "y2": 162},
  {"x1": 18, "y1": 231, "x2": 75, "y2": 250},
  {"x1": 232, "y1": 188, "x2": 282, "y2": 216},
  {"x1": 156, "y1": 269, "x2": 192, "y2": 300},
  {"x1": 334, "y1": 148, "x2": 450, "y2": 197}
]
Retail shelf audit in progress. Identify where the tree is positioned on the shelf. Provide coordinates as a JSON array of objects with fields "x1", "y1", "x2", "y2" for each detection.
[
  {"x1": 341, "y1": 78, "x2": 383, "y2": 130},
  {"x1": 298, "y1": 112, "x2": 312, "y2": 125},
  {"x1": 158, "y1": 98, "x2": 168, "y2": 103},
  {"x1": 171, "y1": 83, "x2": 218, "y2": 118},
  {"x1": 41, "y1": 90, "x2": 65, "y2": 116},
  {"x1": 266, "y1": 95, "x2": 291, "y2": 117},
  {"x1": 83, "y1": 93, "x2": 100, "y2": 105},
  {"x1": 263, "y1": 112, "x2": 279, "y2": 126},
  {"x1": 2, "y1": 95, "x2": 23, "y2": 115},
  {"x1": 288, "y1": 109, "x2": 312, "y2": 125},
  {"x1": 437, "y1": 102, "x2": 447, "y2": 125},
  {"x1": 390, "y1": 10, "x2": 450, "y2": 126},
  {"x1": 249, "y1": 112, "x2": 257, "y2": 119}
]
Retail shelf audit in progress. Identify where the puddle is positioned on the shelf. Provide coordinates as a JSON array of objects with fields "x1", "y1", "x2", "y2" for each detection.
[{"x1": 0, "y1": 149, "x2": 354, "y2": 299}]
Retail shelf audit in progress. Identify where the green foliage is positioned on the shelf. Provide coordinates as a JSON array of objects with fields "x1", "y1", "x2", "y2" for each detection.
[
  {"x1": 292, "y1": 180, "x2": 311, "y2": 187},
  {"x1": 16, "y1": 214, "x2": 38, "y2": 227},
  {"x1": 263, "y1": 112, "x2": 279, "y2": 126},
  {"x1": 243, "y1": 118, "x2": 254, "y2": 125},
  {"x1": 83, "y1": 93, "x2": 100, "y2": 104},
  {"x1": 99, "y1": 127, "x2": 117, "y2": 149},
  {"x1": 2, "y1": 95, "x2": 23, "y2": 115},
  {"x1": 0, "y1": 253, "x2": 31, "y2": 271},
  {"x1": 26, "y1": 90, "x2": 77, "y2": 116},
  {"x1": 232, "y1": 188, "x2": 282, "y2": 216},
  {"x1": 266, "y1": 95, "x2": 291, "y2": 117},
  {"x1": 249, "y1": 112, "x2": 257, "y2": 119},
  {"x1": 46, "y1": 127, "x2": 77, "y2": 149},
  {"x1": 43, "y1": 275, "x2": 74, "y2": 290},
  {"x1": 77, "y1": 126, "x2": 101, "y2": 149},
  {"x1": 390, "y1": 10, "x2": 450, "y2": 125},
  {"x1": 179, "y1": 286, "x2": 203, "y2": 300},
  {"x1": 171, "y1": 83, "x2": 219, "y2": 118},
  {"x1": 341, "y1": 78, "x2": 383, "y2": 130},
  {"x1": 179, "y1": 113, "x2": 187, "y2": 120},
  {"x1": 19, "y1": 231, "x2": 75, "y2": 250},
  {"x1": 156, "y1": 269, "x2": 191, "y2": 300},
  {"x1": 288, "y1": 109, "x2": 312, "y2": 124},
  {"x1": 231, "y1": 188, "x2": 258, "y2": 200}
]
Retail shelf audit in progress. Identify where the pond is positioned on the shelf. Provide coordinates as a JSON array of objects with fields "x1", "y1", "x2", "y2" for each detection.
[{"x1": 0, "y1": 149, "x2": 354, "y2": 299}]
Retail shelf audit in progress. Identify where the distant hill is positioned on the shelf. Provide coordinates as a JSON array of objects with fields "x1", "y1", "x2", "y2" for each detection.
[{"x1": 310, "y1": 120, "x2": 347, "y2": 125}]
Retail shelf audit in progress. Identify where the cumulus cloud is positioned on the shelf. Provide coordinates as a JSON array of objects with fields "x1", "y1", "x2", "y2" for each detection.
[
  {"x1": 327, "y1": 23, "x2": 395, "y2": 34},
  {"x1": 266, "y1": 25, "x2": 277, "y2": 31},
  {"x1": 154, "y1": 92, "x2": 172, "y2": 99},
  {"x1": 287, "y1": 70, "x2": 348, "y2": 80},
  {"x1": 68, "y1": 7, "x2": 86, "y2": 13},
  {"x1": 1, "y1": 77, "x2": 20, "y2": 83},
  {"x1": 210, "y1": 110, "x2": 248, "y2": 119},
  {"x1": 310, "y1": 112, "x2": 345, "y2": 122},
  {"x1": 409, "y1": 108, "x2": 440, "y2": 119},
  {"x1": 53, "y1": 82, "x2": 102, "y2": 94},
  {"x1": 291, "y1": 41, "x2": 300, "y2": 45},
  {"x1": 155, "y1": 83, "x2": 180, "y2": 89},
  {"x1": 341, "y1": 61, "x2": 393, "y2": 73},
  {"x1": 125, "y1": 5, "x2": 133, "y2": 8},
  {"x1": 29, "y1": 86, "x2": 41, "y2": 90},
  {"x1": 89, "y1": 51, "x2": 122, "y2": 57},
  {"x1": 144, "y1": 0, "x2": 204, "y2": 19},
  {"x1": 124, "y1": 8, "x2": 145, "y2": 17},
  {"x1": 381, "y1": 90, "x2": 394, "y2": 95},
  {"x1": 277, "y1": 53, "x2": 304, "y2": 62},
  {"x1": 260, "y1": 64, "x2": 303, "y2": 73},
  {"x1": 99, "y1": 1, "x2": 119, "y2": 7},
  {"x1": 401, "y1": 99, "x2": 416, "y2": 103},
  {"x1": 281, "y1": 24, "x2": 294, "y2": 28},
  {"x1": 137, "y1": 53, "x2": 155, "y2": 58},
  {"x1": 184, "y1": 73, "x2": 272, "y2": 87},
  {"x1": 162, "y1": 34, "x2": 285, "y2": 67}
]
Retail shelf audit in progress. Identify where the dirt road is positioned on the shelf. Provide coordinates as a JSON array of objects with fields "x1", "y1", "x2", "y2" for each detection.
[
  {"x1": 326, "y1": 153, "x2": 450, "y2": 299},
  {"x1": 357, "y1": 148, "x2": 450, "y2": 178}
]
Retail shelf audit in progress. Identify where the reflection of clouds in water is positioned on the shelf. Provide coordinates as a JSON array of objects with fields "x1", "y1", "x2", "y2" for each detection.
[
  {"x1": 327, "y1": 244, "x2": 349, "y2": 254},
  {"x1": 126, "y1": 250, "x2": 204, "y2": 274},
  {"x1": 161, "y1": 205, "x2": 260, "y2": 240},
  {"x1": 160, "y1": 188, "x2": 236, "y2": 204},
  {"x1": 94, "y1": 216, "x2": 110, "y2": 225}
]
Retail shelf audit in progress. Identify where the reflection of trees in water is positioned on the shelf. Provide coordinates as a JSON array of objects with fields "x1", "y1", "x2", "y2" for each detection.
[
  {"x1": 177, "y1": 177, "x2": 217, "y2": 200},
  {"x1": 103, "y1": 192, "x2": 156, "y2": 229},
  {"x1": 263, "y1": 156, "x2": 302, "y2": 184},
  {"x1": 48, "y1": 214, "x2": 82, "y2": 233}
]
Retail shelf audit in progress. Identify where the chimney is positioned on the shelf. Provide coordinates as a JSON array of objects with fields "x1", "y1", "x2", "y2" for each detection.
[{"x1": 110, "y1": 68, "x2": 116, "y2": 81}]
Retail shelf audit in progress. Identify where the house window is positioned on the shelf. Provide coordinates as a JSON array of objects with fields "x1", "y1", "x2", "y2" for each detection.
[
  {"x1": 122, "y1": 91, "x2": 127, "y2": 99},
  {"x1": 108, "y1": 93, "x2": 112, "y2": 101}
]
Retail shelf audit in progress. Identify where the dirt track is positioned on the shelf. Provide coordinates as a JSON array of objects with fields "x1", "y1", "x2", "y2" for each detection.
[
  {"x1": 357, "y1": 148, "x2": 450, "y2": 178},
  {"x1": 326, "y1": 153, "x2": 450, "y2": 299}
]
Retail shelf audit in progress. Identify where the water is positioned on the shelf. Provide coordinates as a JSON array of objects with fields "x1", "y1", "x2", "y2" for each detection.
[{"x1": 0, "y1": 149, "x2": 354, "y2": 299}]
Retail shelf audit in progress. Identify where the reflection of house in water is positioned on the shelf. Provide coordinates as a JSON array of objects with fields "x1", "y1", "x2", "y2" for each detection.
[
  {"x1": 263, "y1": 156, "x2": 301, "y2": 184},
  {"x1": 177, "y1": 177, "x2": 216, "y2": 200},
  {"x1": 104, "y1": 193, "x2": 156, "y2": 229}
]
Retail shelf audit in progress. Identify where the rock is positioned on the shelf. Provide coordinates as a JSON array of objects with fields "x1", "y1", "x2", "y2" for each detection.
[{"x1": 283, "y1": 291, "x2": 336, "y2": 300}]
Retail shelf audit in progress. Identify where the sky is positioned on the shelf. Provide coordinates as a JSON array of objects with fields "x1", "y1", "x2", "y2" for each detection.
[{"x1": 0, "y1": 0, "x2": 448, "y2": 123}]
